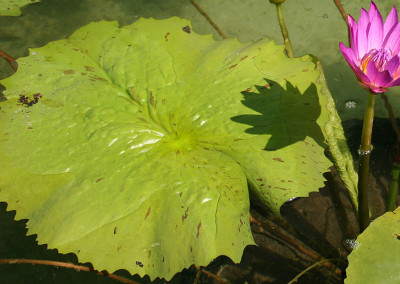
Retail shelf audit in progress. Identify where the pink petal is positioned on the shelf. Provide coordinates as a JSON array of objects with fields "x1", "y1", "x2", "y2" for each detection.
[
  {"x1": 348, "y1": 15, "x2": 359, "y2": 59},
  {"x1": 385, "y1": 76, "x2": 400, "y2": 87},
  {"x1": 373, "y1": 69, "x2": 393, "y2": 86},
  {"x1": 393, "y1": 65, "x2": 400, "y2": 80},
  {"x1": 358, "y1": 8, "x2": 370, "y2": 58},
  {"x1": 384, "y1": 6, "x2": 399, "y2": 38},
  {"x1": 367, "y1": 84, "x2": 387, "y2": 93},
  {"x1": 384, "y1": 55, "x2": 400, "y2": 76},
  {"x1": 365, "y1": 59, "x2": 380, "y2": 82},
  {"x1": 340, "y1": 43, "x2": 371, "y2": 83},
  {"x1": 383, "y1": 23, "x2": 400, "y2": 54},
  {"x1": 367, "y1": 3, "x2": 384, "y2": 50},
  {"x1": 368, "y1": 2, "x2": 379, "y2": 22}
]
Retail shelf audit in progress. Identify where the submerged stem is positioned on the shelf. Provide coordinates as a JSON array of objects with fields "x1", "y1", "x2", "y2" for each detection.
[
  {"x1": 380, "y1": 93, "x2": 400, "y2": 211},
  {"x1": 287, "y1": 258, "x2": 344, "y2": 284},
  {"x1": 0, "y1": 259, "x2": 138, "y2": 284},
  {"x1": 388, "y1": 165, "x2": 400, "y2": 211},
  {"x1": 358, "y1": 92, "x2": 376, "y2": 232}
]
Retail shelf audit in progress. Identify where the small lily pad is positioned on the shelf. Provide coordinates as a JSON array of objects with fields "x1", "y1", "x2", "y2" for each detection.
[{"x1": 345, "y1": 207, "x2": 400, "y2": 284}]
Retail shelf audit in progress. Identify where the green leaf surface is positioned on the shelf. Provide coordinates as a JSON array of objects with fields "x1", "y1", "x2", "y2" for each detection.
[
  {"x1": 0, "y1": 0, "x2": 39, "y2": 16},
  {"x1": 345, "y1": 207, "x2": 400, "y2": 284},
  {"x1": 0, "y1": 18, "x2": 340, "y2": 279}
]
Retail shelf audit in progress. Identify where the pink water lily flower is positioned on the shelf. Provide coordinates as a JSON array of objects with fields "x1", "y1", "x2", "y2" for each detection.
[{"x1": 340, "y1": 1, "x2": 400, "y2": 93}]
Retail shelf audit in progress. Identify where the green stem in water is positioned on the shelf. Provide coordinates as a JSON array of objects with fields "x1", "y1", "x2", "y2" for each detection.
[
  {"x1": 358, "y1": 92, "x2": 376, "y2": 232},
  {"x1": 270, "y1": 0, "x2": 294, "y2": 58},
  {"x1": 388, "y1": 165, "x2": 400, "y2": 211}
]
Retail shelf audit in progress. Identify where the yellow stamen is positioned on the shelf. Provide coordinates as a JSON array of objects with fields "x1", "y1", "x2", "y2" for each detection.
[{"x1": 361, "y1": 53, "x2": 374, "y2": 74}]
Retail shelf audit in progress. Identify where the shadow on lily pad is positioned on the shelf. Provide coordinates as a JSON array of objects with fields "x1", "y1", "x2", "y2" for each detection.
[{"x1": 231, "y1": 79, "x2": 325, "y2": 151}]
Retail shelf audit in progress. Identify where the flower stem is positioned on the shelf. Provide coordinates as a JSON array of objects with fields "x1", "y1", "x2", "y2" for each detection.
[
  {"x1": 273, "y1": 2, "x2": 294, "y2": 58},
  {"x1": 358, "y1": 91, "x2": 376, "y2": 232}
]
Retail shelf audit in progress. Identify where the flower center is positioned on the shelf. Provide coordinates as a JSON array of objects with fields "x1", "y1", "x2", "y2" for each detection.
[{"x1": 361, "y1": 49, "x2": 391, "y2": 73}]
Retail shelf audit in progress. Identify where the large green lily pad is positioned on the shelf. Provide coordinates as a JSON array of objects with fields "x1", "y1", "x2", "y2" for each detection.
[
  {"x1": 0, "y1": 0, "x2": 39, "y2": 16},
  {"x1": 345, "y1": 206, "x2": 400, "y2": 283},
  {"x1": 0, "y1": 17, "x2": 352, "y2": 279}
]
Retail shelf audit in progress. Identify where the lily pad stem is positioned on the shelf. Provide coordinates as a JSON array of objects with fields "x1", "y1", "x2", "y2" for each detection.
[
  {"x1": 358, "y1": 91, "x2": 376, "y2": 232},
  {"x1": 0, "y1": 49, "x2": 17, "y2": 71},
  {"x1": 334, "y1": 0, "x2": 347, "y2": 23},
  {"x1": 270, "y1": 1, "x2": 294, "y2": 58},
  {"x1": 189, "y1": 0, "x2": 227, "y2": 39}
]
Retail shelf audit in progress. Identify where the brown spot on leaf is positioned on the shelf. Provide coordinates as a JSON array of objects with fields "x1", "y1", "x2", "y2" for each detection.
[
  {"x1": 240, "y1": 56, "x2": 248, "y2": 61},
  {"x1": 274, "y1": 187, "x2": 289, "y2": 190},
  {"x1": 148, "y1": 250, "x2": 152, "y2": 258},
  {"x1": 273, "y1": 157, "x2": 284, "y2": 162},
  {"x1": 136, "y1": 261, "x2": 144, "y2": 268},
  {"x1": 165, "y1": 32, "x2": 170, "y2": 41},
  {"x1": 145, "y1": 206, "x2": 151, "y2": 219},
  {"x1": 196, "y1": 221, "x2": 202, "y2": 238},
  {"x1": 89, "y1": 75, "x2": 107, "y2": 82},
  {"x1": 256, "y1": 178, "x2": 263, "y2": 181},
  {"x1": 261, "y1": 83, "x2": 271, "y2": 88},
  {"x1": 18, "y1": 93, "x2": 42, "y2": 107},
  {"x1": 229, "y1": 64, "x2": 237, "y2": 69},
  {"x1": 182, "y1": 25, "x2": 191, "y2": 34},
  {"x1": 84, "y1": 65, "x2": 94, "y2": 72},
  {"x1": 63, "y1": 69, "x2": 75, "y2": 74},
  {"x1": 117, "y1": 245, "x2": 122, "y2": 251},
  {"x1": 95, "y1": 178, "x2": 103, "y2": 183},
  {"x1": 150, "y1": 92, "x2": 156, "y2": 108},
  {"x1": 182, "y1": 207, "x2": 189, "y2": 223},
  {"x1": 114, "y1": 227, "x2": 117, "y2": 234}
]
